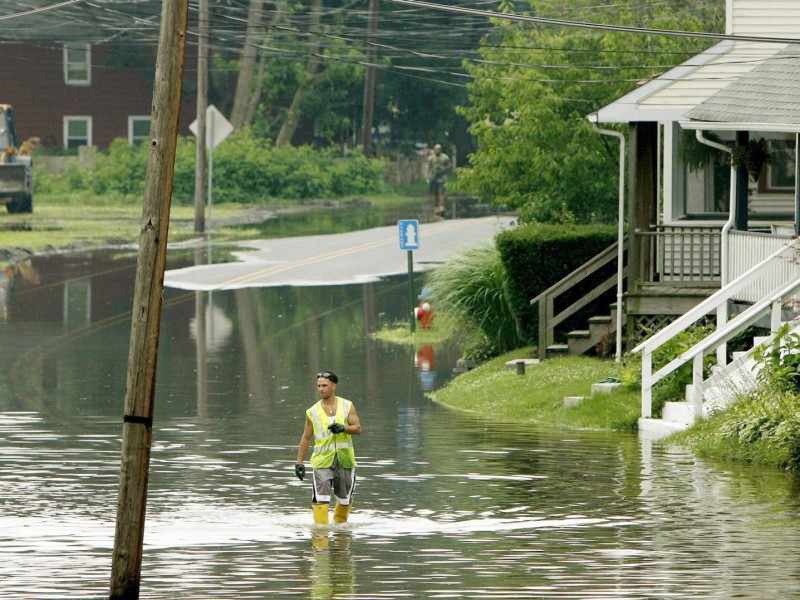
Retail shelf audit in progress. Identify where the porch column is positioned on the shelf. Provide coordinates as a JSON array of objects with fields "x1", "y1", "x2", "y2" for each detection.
[
  {"x1": 627, "y1": 122, "x2": 658, "y2": 283},
  {"x1": 626, "y1": 122, "x2": 658, "y2": 349},
  {"x1": 734, "y1": 130, "x2": 749, "y2": 231}
]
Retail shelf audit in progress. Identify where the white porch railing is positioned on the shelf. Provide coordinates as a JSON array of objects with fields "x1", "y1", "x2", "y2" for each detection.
[
  {"x1": 632, "y1": 239, "x2": 800, "y2": 418},
  {"x1": 727, "y1": 230, "x2": 797, "y2": 303},
  {"x1": 634, "y1": 226, "x2": 721, "y2": 285}
]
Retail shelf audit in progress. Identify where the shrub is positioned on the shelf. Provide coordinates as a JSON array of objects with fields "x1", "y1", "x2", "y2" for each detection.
[
  {"x1": 693, "y1": 385, "x2": 800, "y2": 471},
  {"x1": 35, "y1": 128, "x2": 387, "y2": 204},
  {"x1": 90, "y1": 138, "x2": 148, "y2": 197},
  {"x1": 650, "y1": 322, "x2": 716, "y2": 413},
  {"x1": 752, "y1": 323, "x2": 800, "y2": 393},
  {"x1": 495, "y1": 223, "x2": 618, "y2": 344},
  {"x1": 171, "y1": 136, "x2": 200, "y2": 203},
  {"x1": 676, "y1": 325, "x2": 800, "y2": 471}
]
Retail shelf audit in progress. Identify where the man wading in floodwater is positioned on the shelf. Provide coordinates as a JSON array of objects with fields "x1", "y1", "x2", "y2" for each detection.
[{"x1": 295, "y1": 370, "x2": 362, "y2": 524}]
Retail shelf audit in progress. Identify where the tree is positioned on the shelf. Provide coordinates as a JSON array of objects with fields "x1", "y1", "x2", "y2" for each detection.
[
  {"x1": 276, "y1": 0, "x2": 326, "y2": 146},
  {"x1": 230, "y1": 0, "x2": 266, "y2": 129},
  {"x1": 457, "y1": 0, "x2": 724, "y2": 223}
]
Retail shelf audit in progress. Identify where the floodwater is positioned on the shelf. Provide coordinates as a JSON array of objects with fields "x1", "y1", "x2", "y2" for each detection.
[{"x1": 2, "y1": 244, "x2": 800, "y2": 599}]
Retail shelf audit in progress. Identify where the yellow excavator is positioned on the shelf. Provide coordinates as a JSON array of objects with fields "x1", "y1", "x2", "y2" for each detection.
[{"x1": 0, "y1": 104, "x2": 33, "y2": 213}]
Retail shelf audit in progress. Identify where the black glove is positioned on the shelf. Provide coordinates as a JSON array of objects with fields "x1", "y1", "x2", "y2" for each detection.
[
  {"x1": 294, "y1": 463, "x2": 305, "y2": 480},
  {"x1": 328, "y1": 422, "x2": 346, "y2": 434}
]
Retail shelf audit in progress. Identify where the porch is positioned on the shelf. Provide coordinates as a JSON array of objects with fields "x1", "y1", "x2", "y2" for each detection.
[
  {"x1": 532, "y1": 224, "x2": 795, "y2": 360},
  {"x1": 625, "y1": 225, "x2": 795, "y2": 342}
]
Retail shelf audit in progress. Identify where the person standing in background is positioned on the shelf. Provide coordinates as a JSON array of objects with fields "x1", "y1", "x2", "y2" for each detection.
[{"x1": 426, "y1": 144, "x2": 451, "y2": 217}]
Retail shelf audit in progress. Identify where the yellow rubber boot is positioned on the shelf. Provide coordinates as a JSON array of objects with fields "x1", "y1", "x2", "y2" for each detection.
[
  {"x1": 333, "y1": 502, "x2": 351, "y2": 524},
  {"x1": 312, "y1": 503, "x2": 329, "y2": 525}
]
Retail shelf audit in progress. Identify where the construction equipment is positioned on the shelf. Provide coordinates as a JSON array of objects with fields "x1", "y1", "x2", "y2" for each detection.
[{"x1": 0, "y1": 105, "x2": 32, "y2": 213}]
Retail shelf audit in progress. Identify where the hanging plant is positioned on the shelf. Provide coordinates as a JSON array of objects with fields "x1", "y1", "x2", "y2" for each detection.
[
  {"x1": 731, "y1": 138, "x2": 770, "y2": 182},
  {"x1": 679, "y1": 130, "x2": 728, "y2": 173}
]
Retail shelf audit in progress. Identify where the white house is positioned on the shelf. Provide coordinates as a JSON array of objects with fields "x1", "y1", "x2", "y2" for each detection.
[{"x1": 588, "y1": 0, "x2": 800, "y2": 434}]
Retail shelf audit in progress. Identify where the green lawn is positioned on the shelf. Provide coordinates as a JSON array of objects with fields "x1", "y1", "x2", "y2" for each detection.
[{"x1": 430, "y1": 351, "x2": 641, "y2": 431}]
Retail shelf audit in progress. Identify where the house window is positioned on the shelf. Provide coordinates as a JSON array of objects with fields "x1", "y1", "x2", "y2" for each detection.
[
  {"x1": 63, "y1": 116, "x2": 92, "y2": 149},
  {"x1": 129, "y1": 116, "x2": 151, "y2": 145},
  {"x1": 64, "y1": 44, "x2": 91, "y2": 85},
  {"x1": 766, "y1": 139, "x2": 796, "y2": 191}
]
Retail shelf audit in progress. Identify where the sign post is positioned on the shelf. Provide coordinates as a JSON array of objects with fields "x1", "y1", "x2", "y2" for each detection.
[
  {"x1": 190, "y1": 104, "x2": 233, "y2": 231},
  {"x1": 398, "y1": 220, "x2": 419, "y2": 333}
]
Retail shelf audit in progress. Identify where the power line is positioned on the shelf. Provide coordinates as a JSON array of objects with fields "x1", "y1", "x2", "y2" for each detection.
[
  {"x1": 0, "y1": 0, "x2": 85, "y2": 22},
  {"x1": 385, "y1": 0, "x2": 800, "y2": 44}
]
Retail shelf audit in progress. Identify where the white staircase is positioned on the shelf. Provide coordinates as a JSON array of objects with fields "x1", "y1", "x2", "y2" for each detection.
[{"x1": 634, "y1": 240, "x2": 800, "y2": 439}]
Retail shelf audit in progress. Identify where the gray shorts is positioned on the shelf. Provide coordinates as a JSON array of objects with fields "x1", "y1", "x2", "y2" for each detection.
[
  {"x1": 312, "y1": 457, "x2": 356, "y2": 505},
  {"x1": 429, "y1": 179, "x2": 446, "y2": 195}
]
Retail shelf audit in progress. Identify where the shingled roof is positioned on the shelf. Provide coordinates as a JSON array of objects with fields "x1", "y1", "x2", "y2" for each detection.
[{"x1": 685, "y1": 44, "x2": 800, "y2": 127}]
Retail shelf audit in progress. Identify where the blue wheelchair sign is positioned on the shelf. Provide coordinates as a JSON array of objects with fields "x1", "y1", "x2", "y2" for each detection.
[{"x1": 398, "y1": 219, "x2": 419, "y2": 250}]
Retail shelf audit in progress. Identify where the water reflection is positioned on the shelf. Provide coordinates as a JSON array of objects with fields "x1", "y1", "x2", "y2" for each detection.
[
  {"x1": 414, "y1": 344, "x2": 436, "y2": 391},
  {"x1": 1, "y1": 250, "x2": 800, "y2": 598},
  {"x1": 306, "y1": 530, "x2": 354, "y2": 598}
]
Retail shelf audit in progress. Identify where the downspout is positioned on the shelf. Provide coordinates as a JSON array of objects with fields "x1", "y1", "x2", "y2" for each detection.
[
  {"x1": 592, "y1": 122, "x2": 625, "y2": 362},
  {"x1": 795, "y1": 132, "x2": 800, "y2": 237},
  {"x1": 695, "y1": 130, "x2": 735, "y2": 286},
  {"x1": 695, "y1": 129, "x2": 735, "y2": 366}
]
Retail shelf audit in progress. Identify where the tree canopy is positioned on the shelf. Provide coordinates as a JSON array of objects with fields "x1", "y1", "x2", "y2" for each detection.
[{"x1": 456, "y1": 0, "x2": 725, "y2": 223}]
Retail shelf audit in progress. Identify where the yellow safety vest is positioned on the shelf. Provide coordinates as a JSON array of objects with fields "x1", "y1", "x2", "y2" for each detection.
[{"x1": 308, "y1": 396, "x2": 357, "y2": 469}]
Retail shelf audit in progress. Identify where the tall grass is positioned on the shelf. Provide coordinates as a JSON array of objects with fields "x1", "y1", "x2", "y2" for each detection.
[
  {"x1": 673, "y1": 383, "x2": 800, "y2": 471},
  {"x1": 426, "y1": 243, "x2": 520, "y2": 359}
]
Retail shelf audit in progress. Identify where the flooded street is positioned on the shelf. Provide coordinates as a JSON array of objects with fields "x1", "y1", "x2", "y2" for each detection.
[{"x1": 2, "y1": 244, "x2": 800, "y2": 599}]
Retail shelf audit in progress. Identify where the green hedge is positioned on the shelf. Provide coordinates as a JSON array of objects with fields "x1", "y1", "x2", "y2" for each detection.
[
  {"x1": 38, "y1": 129, "x2": 386, "y2": 204},
  {"x1": 496, "y1": 223, "x2": 618, "y2": 345}
]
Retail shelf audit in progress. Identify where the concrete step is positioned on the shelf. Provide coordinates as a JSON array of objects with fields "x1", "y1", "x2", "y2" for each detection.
[
  {"x1": 566, "y1": 330, "x2": 597, "y2": 356},
  {"x1": 567, "y1": 329, "x2": 591, "y2": 339},
  {"x1": 588, "y1": 316, "x2": 614, "y2": 338},
  {"x1": 639, "y1": 417, "x2": 688, "y2": 440},
  {"x1": 546, "y1": 344, "x2": 569, "y2": 359},
  {"x1": 662, "y1": 401, "x2": 699, "y2": 426},
  {"x1": 563, "y1": 396, "x2": 585, "y2": 407},
  {"x1": 505, "y1": 358, "x2": 539, "y2": 374},
  {"x1": 591, "y1": 381, "x2": 621, "y2": 396},
  {"x1": 545, "y1": 302, "x2": 623, "y2": 360},
  {"x1": 588, "y1": 315, "x2": 612, "y2": 325}
]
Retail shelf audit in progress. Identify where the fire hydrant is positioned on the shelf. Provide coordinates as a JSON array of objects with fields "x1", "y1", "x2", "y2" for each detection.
[{"x1": 415, "y1": 299, "x2": 434, "y2": 328}]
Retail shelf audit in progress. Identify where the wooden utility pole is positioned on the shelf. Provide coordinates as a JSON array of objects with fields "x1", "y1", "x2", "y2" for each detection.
[
  {"x1": 194, "y1": 0, "x2": 209, "y2": 233},
  {"x1": 109, "y1": 1, "x2": 189, "y2": 598},
  {"x1": 361, "y1": 0, "x2": 379, "y2": 156}
]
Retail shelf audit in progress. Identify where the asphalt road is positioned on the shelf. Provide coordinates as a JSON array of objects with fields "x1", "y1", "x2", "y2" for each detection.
[{"x1": 164, "y1": 215, "x2": 516, "y2": 290}]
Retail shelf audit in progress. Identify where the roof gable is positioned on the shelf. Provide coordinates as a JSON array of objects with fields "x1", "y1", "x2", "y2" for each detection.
[
  {"x1": 591, "y1": 41, "x2": 790, "y2": 124},
  {"x1": 685, "y1": 44, "x2": 800, "y2": 129},
  {"x1": 592, "y1": 1, "x2": 800, "y2": 124}
]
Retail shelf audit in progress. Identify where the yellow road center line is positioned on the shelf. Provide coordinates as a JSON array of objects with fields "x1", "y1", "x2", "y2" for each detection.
[{"x1": 216, "y1": 219, "x2": 482, "y2": 288}]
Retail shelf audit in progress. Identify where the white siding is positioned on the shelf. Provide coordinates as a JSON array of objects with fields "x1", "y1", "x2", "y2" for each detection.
[{"x1": 730, "y1": 0, "x2": 800, "y2": 38}]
